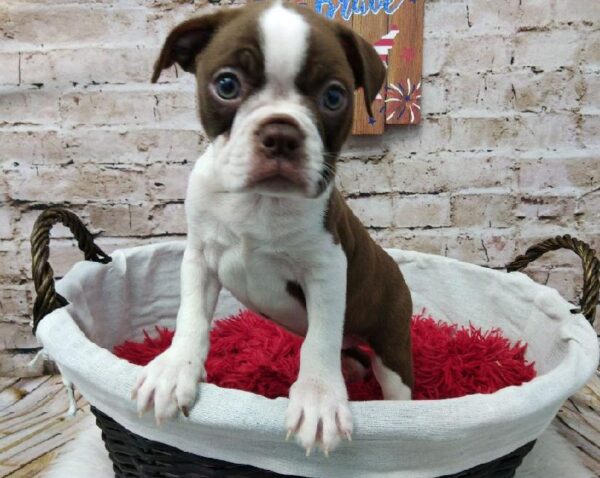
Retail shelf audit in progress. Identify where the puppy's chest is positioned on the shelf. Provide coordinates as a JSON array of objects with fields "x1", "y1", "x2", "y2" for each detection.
[
  {"x1": 191, "y1": 191, "x2": 339, "y2": 334},
  {"x1": 214, "y1": 239, "x2": 309, "y2": 334}
]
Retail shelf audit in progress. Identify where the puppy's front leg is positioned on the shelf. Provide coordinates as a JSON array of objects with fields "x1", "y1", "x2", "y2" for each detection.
[
  {"x1": 286, "y1": 248, "x2": 351, "y2": 455},
  {"x1": 132, "y1": 243, "x2": 221, "y2": 424}
]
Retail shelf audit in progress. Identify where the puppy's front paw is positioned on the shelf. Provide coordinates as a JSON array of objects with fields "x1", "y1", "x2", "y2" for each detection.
[
  {"x1": 285, "y1": 377, "x2": 352, "y2": 456},
  {"x1": 131, "y1": 346, "x2": 205, "y2": 425}
]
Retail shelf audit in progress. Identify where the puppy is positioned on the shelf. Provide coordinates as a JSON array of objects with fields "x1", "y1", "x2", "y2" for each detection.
[{"x1": 132, "y1": 0, "x2": 413, "y2": 455}]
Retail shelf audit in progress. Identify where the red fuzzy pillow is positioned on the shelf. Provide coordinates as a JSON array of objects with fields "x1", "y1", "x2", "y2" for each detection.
[{"x1": 114, "y1": 310, "x2": 536, "y2": 400}]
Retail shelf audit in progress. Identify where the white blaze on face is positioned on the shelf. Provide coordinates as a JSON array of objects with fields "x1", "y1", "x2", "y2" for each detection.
[
  {"x1": 207, "y1": 2, "x2": 325, "y2": 198},
  {"x1": 259, "y1": 3, "x2": 310, "y2": 93}
]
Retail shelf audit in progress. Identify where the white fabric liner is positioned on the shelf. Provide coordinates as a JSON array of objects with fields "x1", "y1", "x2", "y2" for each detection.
[{"x1": 37, "y1": 241, "x2": 599, "y2": 478}]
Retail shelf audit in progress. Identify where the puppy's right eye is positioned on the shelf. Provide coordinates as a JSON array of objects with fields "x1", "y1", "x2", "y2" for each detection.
[
  {"x1": 319, "y1": 81, "x2": 348, "y2": 113},
  {"x1": 215, "y1": 73, "x2": 241, "y2": 100},
  {"x1": 322, "y1": 85, "x2": 345, "y2": 111}
]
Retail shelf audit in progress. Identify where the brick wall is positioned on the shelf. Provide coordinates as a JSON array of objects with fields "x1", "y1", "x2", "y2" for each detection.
[{"x1": 1, "y1": 0, "x2": 598, "y2": 376}]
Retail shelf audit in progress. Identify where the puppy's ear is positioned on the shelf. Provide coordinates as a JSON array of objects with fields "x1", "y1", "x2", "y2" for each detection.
[
  {"x1": 152, "y1": 10, "x2": 238, "y2": 83},
  {"x1": 334, "y1": 24, "x2": 386, "y2": 118}
]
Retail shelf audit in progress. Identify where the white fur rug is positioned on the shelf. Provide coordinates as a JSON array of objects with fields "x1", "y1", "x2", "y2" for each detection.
[{"x1": 43, "y1": 414, "x2": 594, "y2": 478}]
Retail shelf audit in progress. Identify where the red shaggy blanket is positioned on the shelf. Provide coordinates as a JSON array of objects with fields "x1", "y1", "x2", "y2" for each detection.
[{"x1": 114, "y1": 310, "x2": 536, "y2": 400}]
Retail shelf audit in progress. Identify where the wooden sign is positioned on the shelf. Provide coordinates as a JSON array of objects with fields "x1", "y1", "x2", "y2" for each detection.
[{"x1": 291, "y1": 0, "x2": 425, "y2": 134}]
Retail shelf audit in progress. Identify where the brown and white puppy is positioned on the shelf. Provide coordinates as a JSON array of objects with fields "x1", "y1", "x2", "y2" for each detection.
[{"x1": 132, "y1": 0, "x2": 413, "y2": 455}]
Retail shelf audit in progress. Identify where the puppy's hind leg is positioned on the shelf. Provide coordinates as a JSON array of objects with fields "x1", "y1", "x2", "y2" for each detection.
[
  {"x1": 370, "y1": 311, "x2": 414, "y2": 401},
  {"x1": 372, "y1": 355, "x2": 412, "y2": 400}
]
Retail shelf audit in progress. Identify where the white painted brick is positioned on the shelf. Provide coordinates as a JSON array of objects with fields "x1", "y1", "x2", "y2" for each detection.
[
  {"x1": 393, "y1": 194, "x2": 451, "y2": 228},
  {"x1": 380, "y1": 116, "x2": 452, "y2": 153},
  {"x1": 466, "y1": 0, "x2": 520, "y2": 33},
  {"x1": 59, "y1": 88, "x2": 198, "y2": 127},
  {"x1": 582, "y1": 30, "x2": 600, "y2": 73},
  {"x1": 581, "y1": 114, "x2": 600, "y2": 147},
  {"x1": 575, "y1": 190, "x2": 600, "y2": 226},
  {"x1": 59, "y1": 129, "x2": 206, "y2": 165},
  {"x1": 390, "y1": 153, "x2": 516, "y2": 193},
  {"x1": 420, "y1": 77, "x2": 447, "y2": 114},
  {"x1": 346, "y1": 196, "x2": 394, "y2": 228},
  {"x1": 20, "y1": 48, "x2": 157, "y2": 85},
  {"x1": 425, "y1": 1, "x2": 470, "y2": 36},
  {"x1": 336, "y1": 160, "x2": 391, "y2": 195},
  {"x1": 445, "y1": 230, "x2": 517, "y2": 267},
  {"x1": 518, "y1": 0, "x2": 554, "y2": 28},
  {"x1": 446, "y1": 72, "x2": 514, "y2": 112},
  {"x1": 88, "y1": 203, "x2": 153, "y2": 236},
  {"x1": 422, "y1": 36, "x2": 447, "y2": 76},
  {"x1": 0, "y1": 351, "x2": 44, "y2": 377},
  {"x1": 0, "y1": 130, "x2": 65, "y2": 165},
  {"x1": 0, "y1": 322, "x2": 39, "y2": 350},
  {"x1": 0, "y1": 87, "x2": 60, "y2": 125},
  {"x1": 369, "y1": 228, "x2": 447, "y2": 255},
  {"x1": 147, "y1": 163, "x2": 194, "y2": 200},
  {"x1": 2, "y1": 5, "x2": 148, "y2": 47},
  {"x1": 517, "y1": 154, "x2": 599, "y2": 192},
  {"x1": 0, "y1": 286, "x2": 31, "y2": 319},
  {"x1": 4, "y1": 163, "x2": 150, "y2": 203},
  {"x1": 451, "y1": 193, "x2": 516, "y2": 227},
  {"x1": 0, "y1": 53, "x2": 20, "y2": 84},
  {"x1": 153, "y1": 90, "x2": 199, "y2": 127},
  {"x1": 58, "y1": 89, "x2": 155, "y2": 126},
  {"x1": 0, "y1": 207, "x2": 14, "y2": 239},
  {"x1": 342, "y1": 136, "x2": 389, "y2": 160},
  {"x1": 480, "y1": 231, "x2": 518, "y2": 267},
  {"x1": 582, "y1": 74, "x2": 600, "y2": 110},
  {"x1": 553, "y1": 1, "x2": 600, "y2": 24},
  {"x1": 447, "y1": 113, "x2": 577, "y2": 150},
  {"x1": 448, "y1": 70, "x2": 580, "y2": 113},
  {"x1": 151, "y1": 203, "x2": 187, "y2": 235},
  {"x1": 513, "y1": 30, "x2": 581, "y2": 70},
  {"x1": 516, "y1": 195, "x2": 577, "y2": 226},
  {"x1": 0, "y1": 241, "x2": 24, "y2": 281},
  {"x1": 442, "y1": 35, "x2": 513, "y2": 73},
  {"x1": 511, "y1": 69, "x2": 580, "y2": 112}
]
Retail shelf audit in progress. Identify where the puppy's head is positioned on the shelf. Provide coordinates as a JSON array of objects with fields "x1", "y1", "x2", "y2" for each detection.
[{"x1": 153, "y1": 1, "x2": 385, "y2": 198}]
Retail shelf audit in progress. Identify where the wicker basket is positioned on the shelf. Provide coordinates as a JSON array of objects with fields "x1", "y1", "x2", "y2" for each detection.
[{"x1": 31, "y1": 207, "x2": 599, "y2": 478}]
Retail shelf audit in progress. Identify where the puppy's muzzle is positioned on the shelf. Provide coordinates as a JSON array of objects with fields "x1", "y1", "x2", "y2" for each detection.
[{"x1": 249, "y1": 116, "x2": 308, "y2": 191}]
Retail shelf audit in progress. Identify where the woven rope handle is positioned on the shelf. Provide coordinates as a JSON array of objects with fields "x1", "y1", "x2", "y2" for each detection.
[
  {"x1": 507, "y1": 235, "x2": 599, "y2": 325},
  {"x1": 30, "y1": 207, "x2": 111, "y2": 335}
]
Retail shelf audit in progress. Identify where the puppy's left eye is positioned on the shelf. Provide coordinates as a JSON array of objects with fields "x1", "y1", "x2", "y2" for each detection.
[
  {"x1": 215, "y1": 73, "x2": 241, "y2": 100},
  {"x1": 322, "y1": 84, "x2": 347, "y2": 111}
]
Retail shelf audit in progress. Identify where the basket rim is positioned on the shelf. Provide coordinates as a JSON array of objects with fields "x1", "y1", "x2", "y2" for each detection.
[
  {"x1": 39, "y1": 241, "x2": 599, "y2": 417},
  {"x1": 34, "y1": 240, "x2": 599, "y2": 477}
]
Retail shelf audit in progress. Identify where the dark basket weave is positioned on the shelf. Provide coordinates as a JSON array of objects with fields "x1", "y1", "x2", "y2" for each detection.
[{"x1": 31, "y1": 207, "x2": 599, "y2": 478}]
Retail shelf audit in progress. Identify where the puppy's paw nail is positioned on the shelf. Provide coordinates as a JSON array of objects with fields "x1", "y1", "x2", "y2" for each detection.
[
  {"x1": 324, "y1": 448, "x2": 330, "y2": 458},
  {"x1": 345, "y1": 431, "x2": 352, "y2": 441},
  {"x1": 305, "y1": 447, "x2": 312, "y2": 457},
  {"x1": 181, "y1": 406, "x2": 189, "y2": 418},
  {"x1": 285, "y1": 430, "x2": 293, "y2": 441}
]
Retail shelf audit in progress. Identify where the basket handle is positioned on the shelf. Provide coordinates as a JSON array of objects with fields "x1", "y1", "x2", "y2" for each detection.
[
  {"x1": 506, "y1": 235, "x2": 599, "y2": 325},
  {"x1": 30, "y1": 207, "x2": 111, "y2": 335}
]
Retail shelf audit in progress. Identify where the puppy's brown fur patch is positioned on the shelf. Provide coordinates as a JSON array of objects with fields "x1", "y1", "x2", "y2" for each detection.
[{"x1": 325, "y1": 189, "x2": 414, "y2": 388}]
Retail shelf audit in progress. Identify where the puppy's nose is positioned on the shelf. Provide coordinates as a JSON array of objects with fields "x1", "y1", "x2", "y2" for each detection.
[{"x1": 257, "y1": 121, "x2": 303, "y2": 159}]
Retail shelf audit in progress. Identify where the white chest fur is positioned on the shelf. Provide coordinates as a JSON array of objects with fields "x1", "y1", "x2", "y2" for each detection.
[{"x1": 184, "y1": 149, "x2": 339, "y2": 335}]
